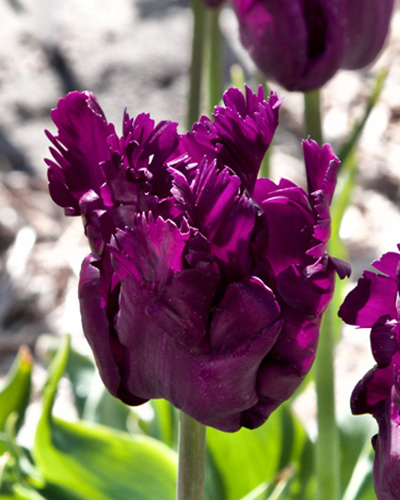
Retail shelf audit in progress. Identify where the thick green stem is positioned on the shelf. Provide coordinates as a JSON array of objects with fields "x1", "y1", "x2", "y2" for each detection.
[
  {"x1": 304, "y1": 88, "x2": 340, "y2": 500},
  {"x1": 187, "y1": 0, "x2": 207, "y2": 129},
  {"x1": 176, "y1": 411, "x2": 207, "y2": 500},
  {"x1": 303, "y1": 89, "x2": 323, "y2": 144},
  {"x1": 206, "y1": 6, "x2": 223, "y2": 114}
]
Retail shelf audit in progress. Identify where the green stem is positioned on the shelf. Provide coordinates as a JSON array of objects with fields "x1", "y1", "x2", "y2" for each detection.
[
  {"x1": 303, "y1": 89, "x2": 323, "y2": 144},
  {"x1": 304, "y1": 88, "x2": 340, "y2": 500},
  {"x1": 176, "y1": 411, "x2": 207, "y2": 500},
  {"x1": 187, "y1": 0, "x2": 207, "y2": 129},
  {"x1": 315, "y1": 305, "x2": 340, "y2": 500},
  {"x1": 206, "y1": 6, "x2": 223, "y2": 114}
]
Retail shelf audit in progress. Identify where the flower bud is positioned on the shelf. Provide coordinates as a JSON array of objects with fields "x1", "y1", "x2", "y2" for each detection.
[{"x1": 230, "y1": 0, "x2": 394, "y2": 91}]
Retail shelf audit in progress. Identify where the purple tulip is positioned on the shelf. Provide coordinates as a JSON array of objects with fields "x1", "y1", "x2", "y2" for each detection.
[
  {"x1": 339, "y1": 247, "x2": 400, "y2": 499},
  {"x1": 46, "y1": 86, "x2": 349, "y2": 431},
  {"x1": 230, "y1": 0, "x2": 394, "y2": 91}
]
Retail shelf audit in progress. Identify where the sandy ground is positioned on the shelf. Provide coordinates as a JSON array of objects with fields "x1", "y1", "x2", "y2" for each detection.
[{"x1": 0, "y1": 0, "x2": 400, "y2": 440}]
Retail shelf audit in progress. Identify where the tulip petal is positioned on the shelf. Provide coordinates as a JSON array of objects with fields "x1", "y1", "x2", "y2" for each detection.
[
  {"x1": 339, "y1": 271, "x2": 398, "y2": 328},
  {"x1": 46, "y1": 91, "x2": 115, "y2": 214},
  {"x1": 180, "y1": 86, "x2": 280, "y2": 194},
  {"x1": 209, "y1": 277, "x2": 281, "y2": 353}
]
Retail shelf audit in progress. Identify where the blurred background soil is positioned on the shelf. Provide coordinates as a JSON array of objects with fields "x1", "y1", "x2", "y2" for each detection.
[{"x1": 0, "y1": 0, "x2": 400, "y2": 435}]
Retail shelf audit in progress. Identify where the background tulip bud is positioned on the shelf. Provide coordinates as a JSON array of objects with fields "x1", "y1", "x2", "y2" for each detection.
[{"x1": 230, "y1": 0, "x2": 394, "y2": 91}]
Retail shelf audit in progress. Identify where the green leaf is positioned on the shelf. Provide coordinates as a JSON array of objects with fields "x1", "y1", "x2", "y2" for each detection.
[
  {"x1": 64, "y1": 347, "x2": 96, "y2": 418},
  {"x1": 339, "y1": 413, "x2": 376, "y2": 496},
  {"x1": 339, "y1": 412, "x2": 377, "y2": 500},
  {"x1": 82, "y1": 380, "x2": 131, "y2": 433},
  {"x1": 338, "y1": 68, "x2": 388, "y2": 167},
  {"x1": 34, "y1": 336, "x2": 177, "y2": 500},
  {"x1": 207, "y1": 404, "x2": 313, "y2": 500},
  {"x1": 0, "y1": 347, "x2": 32, "y2": 436}
]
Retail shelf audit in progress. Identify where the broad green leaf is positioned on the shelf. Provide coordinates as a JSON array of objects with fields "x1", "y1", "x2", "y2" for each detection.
[
  {"x1": 64, "y1": 347, "x2": 96, "y2": 418},
  {"x1": 82, "y1": 379, "x2": 131, "y2": 432},
  {"x1": 207, "y1": 404, "x2": 313, "y2": 500},
  {"x1": 42, "y1": 340, "x2": 130, "y2": 432},
  {"x1": 0, "y1": 347, "x2": 32, "y2": 437},
  {"x1": 34, "y1": 336, "x2": 177, "y2": 500},
  {"x1": 205, "y1": 448, "x2": 226, "y2": 500}
]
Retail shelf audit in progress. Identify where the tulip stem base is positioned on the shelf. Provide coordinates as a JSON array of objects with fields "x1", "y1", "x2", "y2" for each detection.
[
  {"x1": 206, "y1": 6, "x2": 223, "y2": 114},
  {"x1": 176, "y1": 411, "x2": 207, "y2": 500},
  {"x1": 304, "y1": 89, "x2": 323, "y2": 144},
  {"x1": 187, "y1": 0, "x2": 207, "y2": 128}
]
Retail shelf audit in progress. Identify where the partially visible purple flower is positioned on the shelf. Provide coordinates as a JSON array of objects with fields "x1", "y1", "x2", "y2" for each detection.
[
  {"x1": 230, "y1": 0, "x2": 394, "y2": 92},
  {"x1": 47, "y1": 86, "x2": 349, "y2": 431},
  {"x1": 339, "y1": 247, "x2": 400, "y2": 499}
]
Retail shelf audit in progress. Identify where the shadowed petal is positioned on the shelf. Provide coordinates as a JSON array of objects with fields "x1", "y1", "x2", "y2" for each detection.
[
  {"x1": 209, "y1": 277, "x2": 281, "y2": 353},
  {"x1": 79, "y1": 254, "x2": 147, "y2": 406},
  {"x1": 351, "y1": 364, "x2": 396, "y2": 417},
  {"x1": 373, "y1": 381, "x2": 400, "y2": 500}
]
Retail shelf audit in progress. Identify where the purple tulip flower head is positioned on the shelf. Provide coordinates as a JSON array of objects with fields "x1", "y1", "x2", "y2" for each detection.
[
  {"x1": 339, "y1": 247, "x2": 400, "y2": 499},
  {"x1": 230, "y1": 0, "x2": 394, "y2": 91},
  {"x1": 46, "y1": 85, "x2": 350, "y2": 432}
]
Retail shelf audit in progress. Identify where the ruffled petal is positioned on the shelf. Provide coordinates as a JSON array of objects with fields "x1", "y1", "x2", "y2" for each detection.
[
  {"x1": 180, "y1": 86, "x2": 281, "y2": 194},
  {"x1": 302, "y1": 138, "x2": 339, "y2": 204},
  {"x1": 46, "y1": 91, "x2": 115, "y2": 215},
  {"x1": 172, "y1": 160, "x2": 257, "y2": 278}
]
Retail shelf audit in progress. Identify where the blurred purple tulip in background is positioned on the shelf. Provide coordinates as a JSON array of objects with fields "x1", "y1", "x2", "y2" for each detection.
[{"x1": 230, "y1": 0, "x2": 394, "y2": 91}]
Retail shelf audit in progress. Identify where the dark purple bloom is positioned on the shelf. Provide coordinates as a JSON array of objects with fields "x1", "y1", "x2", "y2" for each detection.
[
  {"x1": 47, "y1": 86, "x2": 349, "y2": 431},
  {"x1": 230, "y1": 0, "x2": 394, "y2": 92},
  {"x1": 339, "y1": 248, "x2": 400, "y2": 499}
]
